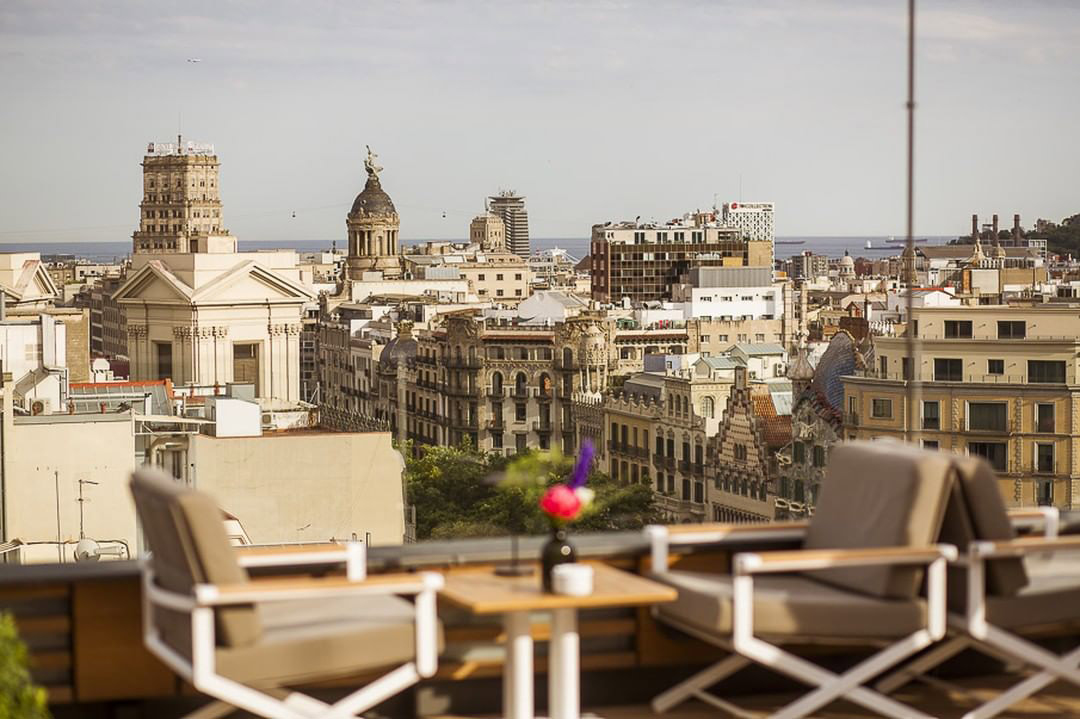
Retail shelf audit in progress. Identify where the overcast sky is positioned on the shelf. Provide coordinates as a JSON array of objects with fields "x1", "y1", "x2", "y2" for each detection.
[{"x1": 1, "y1": 1, "x2": 1078, "y2": 244}]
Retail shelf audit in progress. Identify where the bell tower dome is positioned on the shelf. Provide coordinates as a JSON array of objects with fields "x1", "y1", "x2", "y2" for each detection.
[{"x1": 346, "y1": 146, "x2": 401, "y2": 280}]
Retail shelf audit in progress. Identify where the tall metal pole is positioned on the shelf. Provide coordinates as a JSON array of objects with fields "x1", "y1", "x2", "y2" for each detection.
[
  {"x1": 904, "y1": 0, "x2": 922, "y2": 444},
  {"x1": 55, "y1": 470, "x2": 63, "y2": 563}
]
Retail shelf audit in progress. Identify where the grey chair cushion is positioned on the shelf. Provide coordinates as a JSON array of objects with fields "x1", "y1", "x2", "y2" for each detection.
[
  {"x1": 131, "y1": 469, "x2": 261, "y2": 652},
  {"x1": 953, "y1": 457, "x2": 1028, "y2": 596},
  {"x1": 216, "y1": 594, "x2": 444, "y2": 686},
  {"x1": 986, "y1": 571, "x2": 1080, "y2": 631},
  {"x1": 803, "y1": 441, "x2": 954, "y2": 599},
  {"x1": 650, "y1": 569, "x2": 927, "y2": 640}
]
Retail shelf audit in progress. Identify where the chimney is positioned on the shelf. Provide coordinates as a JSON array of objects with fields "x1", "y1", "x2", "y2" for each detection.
[
  {"x1": 1013, "y1": 214, "x2": 1021, "y2": 243},
  {"x1": 992, "y1": 214, "x2": 999, "y2": 240},
  {"x1": 971, "y1": 214, "x2": 979, "y2": 240}
]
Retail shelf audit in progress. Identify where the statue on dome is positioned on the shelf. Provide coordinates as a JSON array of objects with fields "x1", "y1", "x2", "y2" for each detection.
[{"x1": 364, "y1": 145, "x2": 383, "y2": 179}]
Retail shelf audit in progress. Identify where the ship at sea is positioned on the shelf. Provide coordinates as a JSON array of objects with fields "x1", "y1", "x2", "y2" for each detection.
[
  {"x1": 885, "y1": 236, "x2": 927, "y2": 244},
  {"x1": 775, "y1": 239, "x2": 806, "y2": 245}
]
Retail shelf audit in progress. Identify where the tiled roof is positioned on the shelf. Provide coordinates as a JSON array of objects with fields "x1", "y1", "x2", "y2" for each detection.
[{"x1": 735, "y1": 342, "x2": 786, "y2": 355}]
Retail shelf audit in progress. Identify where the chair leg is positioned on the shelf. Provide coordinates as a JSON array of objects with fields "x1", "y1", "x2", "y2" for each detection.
[
  {"x1": 182, "y1": 700, "x2": 235, "y2": 719},
  {"x1": 651, "y1": 654, "x2": 751, "y2": 714},
  {"x1": 739, "y1": 633, "x2": 938, "y2": 719},
  {"x1": 875, "y1": 635, "x2": 971, "y2": 694},
  {"x1": 960, "y1": 642, "x2": 1080, "y2": 719}
]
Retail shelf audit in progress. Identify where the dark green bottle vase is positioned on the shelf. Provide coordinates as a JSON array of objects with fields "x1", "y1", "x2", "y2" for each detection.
[{"x1": 541, "y1": 527, "x2": 577, "y2": 592}]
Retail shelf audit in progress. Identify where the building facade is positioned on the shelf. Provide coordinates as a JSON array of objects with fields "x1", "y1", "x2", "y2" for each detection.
[
  {"x1": 844, "y1": 305, "x2": 1080, "y2": 509},
  {"x1": 488, "y1": 191, "x2": 530, "y2": 257},
  {"x1": 590, "y1": 215, "x2": 773, "y2": 304},
  {"x1": 132, "y1": 139, "x2": 232, "y2": 254},
  {"x1": 346, "y1": 147, "x2": 402, "y2": 280}
]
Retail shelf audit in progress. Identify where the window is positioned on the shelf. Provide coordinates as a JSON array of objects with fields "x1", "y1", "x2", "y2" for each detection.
[
  {"x1": 969, "y1": 442, "x2": 1007, "y2": 471},
  {"x1": 155, "y1": 342, "x2": 173, "y2": 381},
  {"x1": 871, "y1": 398, "x2": 893, "y2": 419},
  {"x1": 515, "y1": 273, "x2": 522, "y2": 280},
  {"x1": 934, "y1": 358, "x2": 963, "y2": 382},
  {"x1": 944, "y1": 320, "x2": 973, "y2": 338},
  {"x1": 492, "y1": 433, "x2": 504, "y2": 449},
  {"x1": 998, "y1": 321, "x2": 1026, "y2": 339},
  {"x1": 496, "y1": 289, "x2": 504, "y2": 297},
  {"x1": 701, "y1": 335, "x2": 710, "y2": 343},
  {"x1": 1037, "y1": 403, "x2": 1055, "y2": 433},
  {"x1": 655, "y1": 435, "x2": 663, "y2": 455},
  {"x1": 734, "y1": 444, "x2": 747, "y2": 461},
  {"x1": 694, "y1": 482, "x2": 704, "y2": 504},
  {"x1": 987, "y1": 359, "x2": 1004, "y2": 375},
  {"x1": 922, "y1": 440, "x2": 939, "y2": 450},
  {"x1": 496, "y1": 273, "x2": 504, "y2": 281},
  {"x1": 923, "y1": 400, "x2": 940, "y2": 430},
  {"x1": 1037, "y1": 480, "x2": 1053, "y2": 506},
  {"x1": 793, "y1": 441, "x2": 806, "y2": 464},
  {"x1": 515, "y1": 403, "x2": 526, "y2": 421},
  {"x1": 515, "y1": 289, "x2": 522, "y2": 296},
  {"x1": 968, "y1": 402, "x2": 1007, "y2": 432},
  {"x1": 1036, "y1": 443, "x2": 1055, "y2": 474},
  {"x1": 478, "y1": 273, "x2": 485, "y2": 281},
  {"x1": 701, "y1": 396, "x2": 714, "y2": 419},
  {"x1": 812, "y1": 445, "x2": 825, "y2": 468},
  {"x1": 755, "y1": 333, "x2": 766, "y2": 342},
  {"x1": 1029, "y1": 360, "x2": 1066, "y2": 384},
  {"x1": 516, "y1": 433, "x2": 527, "y2": 453}
]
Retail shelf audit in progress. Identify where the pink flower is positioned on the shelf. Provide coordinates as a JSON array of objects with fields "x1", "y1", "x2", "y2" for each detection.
[{"x1": 540, "y1": 485, "x2": 582, "y2": 521}]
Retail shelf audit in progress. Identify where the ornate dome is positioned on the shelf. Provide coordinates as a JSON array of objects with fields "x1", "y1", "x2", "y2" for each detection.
[
  {"x1": 378, "y1": 334, "x2": 416, "y2": 370},
  {"x1": 786, "y1": 349, "x2": 815, "y2": 382},
  {"x1": 350, "y1": 175, "x2": 397, "y2": 217},
  {"x1": 992, "y1": 242, "x2": 1006, "y2": 259}
]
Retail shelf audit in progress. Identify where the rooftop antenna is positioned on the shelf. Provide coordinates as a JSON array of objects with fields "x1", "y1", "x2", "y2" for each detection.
[{"x1": 77, "y1": 479, "x2": 99, "y2": 539}]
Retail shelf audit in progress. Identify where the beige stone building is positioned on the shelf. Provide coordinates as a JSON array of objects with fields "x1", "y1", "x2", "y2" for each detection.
[
  {"x1": 844, "y1": 304, "x2": 1080, "y2": 509},
  {"x1": 470, "y1": 212, "x2": 506, "y2": 252},
  {"x1": 189, "y1": 431, "x2": 407, "y2": 546},
  {"x1": 113, "y1": 251, "x2": 313, "y2": 403},
  {"x1": 132, "y1": 139, "x2": 233, "y2": 254},
  {"x1": 0, "y1": 252, "x2": 59, "y2": 311},
  {"x1": 706, "y1": 368, "x2": 790, "y2": 523}
]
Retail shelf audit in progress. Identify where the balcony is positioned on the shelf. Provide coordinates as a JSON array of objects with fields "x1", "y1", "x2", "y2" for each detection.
[
  {"x1": 8, "y1": 512, "x2": 1080, "y2": 718},
  {"x1": 845, "y1": 412, "x2": 860, "y2": 426},
  {"x1": 532, "y1": 420, "x2": 553, "y2": 433},
  {"x1": 445, "y1": 357, "x2": 483, "y2": 369},
  {"x1": 487, "y1": 419, "x2": 504, "y2": 431}
]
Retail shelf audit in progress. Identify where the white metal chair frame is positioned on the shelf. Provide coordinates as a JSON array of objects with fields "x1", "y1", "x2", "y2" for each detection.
[
  {"x1": 139, "y1": 542, "x2": 444, "y2": 719},
  {"x1": 646, "y1": 524, "x2": 957, "y2": 719},
  {"x1": 874, "y1": 507, "x2": 1078, "y2": 719}
]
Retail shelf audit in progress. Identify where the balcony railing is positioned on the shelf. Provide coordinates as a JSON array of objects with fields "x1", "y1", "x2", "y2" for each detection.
[{"x1": 845, "y1": 412, "x2": 860, "y2": 426}]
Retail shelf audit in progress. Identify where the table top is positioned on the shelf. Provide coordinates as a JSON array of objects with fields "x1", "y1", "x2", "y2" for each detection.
[{"x1": 439, "y1": 562, "x2": 677, "y2": 614}]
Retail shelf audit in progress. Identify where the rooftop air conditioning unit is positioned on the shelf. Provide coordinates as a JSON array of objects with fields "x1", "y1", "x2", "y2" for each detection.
[{"x1": 30, "y1": 398, "x2": 51, "y2": 416}]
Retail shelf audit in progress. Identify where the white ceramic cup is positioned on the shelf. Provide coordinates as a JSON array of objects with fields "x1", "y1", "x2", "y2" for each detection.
[{"x1": 552, "y1": 563, "x2": 594, "y2": 597}]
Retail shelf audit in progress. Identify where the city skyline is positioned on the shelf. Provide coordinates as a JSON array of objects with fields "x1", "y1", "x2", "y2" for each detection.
[{"x1": 2, "y1": 1, "x2": 1079, "y2": 246}]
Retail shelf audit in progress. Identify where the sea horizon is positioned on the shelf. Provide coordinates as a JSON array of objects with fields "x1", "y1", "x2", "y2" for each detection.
[{"x1": 0, "y1": 235, "x2": 958, "y2": 263}]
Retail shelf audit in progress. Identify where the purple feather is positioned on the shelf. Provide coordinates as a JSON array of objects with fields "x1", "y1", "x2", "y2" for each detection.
[{"x1": 569, "y1": 439, "x2": 594, "y2": 489}]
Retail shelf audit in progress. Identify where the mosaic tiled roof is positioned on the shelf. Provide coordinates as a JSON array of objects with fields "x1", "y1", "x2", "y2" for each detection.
[{"x1": 809, "y1": 331, "x2": 856, "y2": 412}]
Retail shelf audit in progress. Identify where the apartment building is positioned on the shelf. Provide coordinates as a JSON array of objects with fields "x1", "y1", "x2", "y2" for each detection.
[
  {"x1": 590, "y1": 212, "x2": 772, "y2": 304},
  {"x1": 363, "y1": 313, "x2": 613, "y2": 456},
  {"x1": 578, "y1": 371, "x2": 712, "y2": 523},
  {"x1": 843, "y1": 304, "x2": 1080, "y2": 508}
]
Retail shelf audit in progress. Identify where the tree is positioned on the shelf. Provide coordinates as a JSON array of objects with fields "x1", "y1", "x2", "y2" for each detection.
[
  {"x1": 404, "y1": 442, "x2": 660, "y2": 541},
  {"x1": 0, "y1": 613, "x2": 50, "y2": 719}
]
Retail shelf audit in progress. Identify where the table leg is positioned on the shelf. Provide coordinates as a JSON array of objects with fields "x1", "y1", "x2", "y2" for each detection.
[
  {"x1": 549, "y1": 608, "x2": 579, "y2": 719},
  {"x1": 504, "y1": 611, "x2": 534, "y2": 719}
]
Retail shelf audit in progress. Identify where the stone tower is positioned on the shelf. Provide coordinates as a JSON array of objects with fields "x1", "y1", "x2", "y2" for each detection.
[
  {"x1": 346, "y1": 146, "x2": 401, "y2": 280},
  {"x1": 133, "y1": 137, "x2": 234, "y2": 254},
  {"x1": 470, "y1": 211, "x2": 506, "y2": 252}
]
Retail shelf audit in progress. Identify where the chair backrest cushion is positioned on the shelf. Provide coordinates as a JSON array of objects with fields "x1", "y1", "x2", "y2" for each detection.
[
  {"x1": 938, "y1": 456, "x2": 1028, "y2": 601},
  {"x1": 131, "y1": 468, "x2": 261, "y2": 651},
  {"x1": 804, "y1": 441, "x2": 954, "y2": 599}
]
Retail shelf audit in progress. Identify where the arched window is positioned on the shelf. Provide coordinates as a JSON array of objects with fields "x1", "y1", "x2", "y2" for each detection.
[
  {"x1": 563, "y1": 347, "x2": 574, "y2": 367},
  {"x1": 515, "y1": 372, "x2": 527, "y2": 396},
  {"x1": 491, "y1": 371, "x2": 503, "y2": 395},
  {"x1": 455, "y1": 346, "x2": 463, "y2": 363},
  {"x1": 702, "y1": 396, "x2": 715, "y2": 419}
]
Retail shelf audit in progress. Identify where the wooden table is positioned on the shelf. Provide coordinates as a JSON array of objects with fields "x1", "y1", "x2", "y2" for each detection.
[{"x1": 440, "y1": 563, "x2": 677, "y2": 719}]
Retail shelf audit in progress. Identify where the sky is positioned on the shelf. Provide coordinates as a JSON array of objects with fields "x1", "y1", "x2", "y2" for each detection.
[{"x1": 1, "y1": 0, "x2": 1078, "y2": 245}]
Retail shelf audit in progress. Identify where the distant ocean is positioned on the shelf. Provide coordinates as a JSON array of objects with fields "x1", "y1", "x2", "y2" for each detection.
[{"x1": 0, "y1": 236, "x2": 954, "y2": 263}]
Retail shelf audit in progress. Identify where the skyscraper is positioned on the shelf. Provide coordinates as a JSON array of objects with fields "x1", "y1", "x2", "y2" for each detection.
[
  {"x1": 132, "y1": 137, "x2": 234, "y2": 254},
  {"x1": 488, "y1": 190, "x2": 530, "y2": 257},
  {"x1": 721, "y1": 201, "x2": 775, "y2": 268}
]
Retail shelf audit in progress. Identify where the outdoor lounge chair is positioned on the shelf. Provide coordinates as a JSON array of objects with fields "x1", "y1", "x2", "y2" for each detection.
[
  {"x1": 874, "y1": 455, "x2": 1080, "y2": 719},
  {"x1": 130, "y1": 467, "x2": 444, "y2": 719},
  {"x1": 645, "y1": 440, "x2": 958, "y2": 719}
]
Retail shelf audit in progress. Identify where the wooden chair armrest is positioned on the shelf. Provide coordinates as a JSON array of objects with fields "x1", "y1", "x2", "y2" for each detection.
[
  {"x1": 194, "y1": 571, "x2": 443, "y2": 606},
  {"x1": 973, "y1": 535, "x2": 1080, "y2": 558},
  {"x1": 658, "y1": 521, "x2": 808, "y2": 545},
  {"x1": 235, "y1": 543, "x2": 348, "y2": 568},
  {"x1": 735, "y1": 545, "x2": 956, "y2": 575}
]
